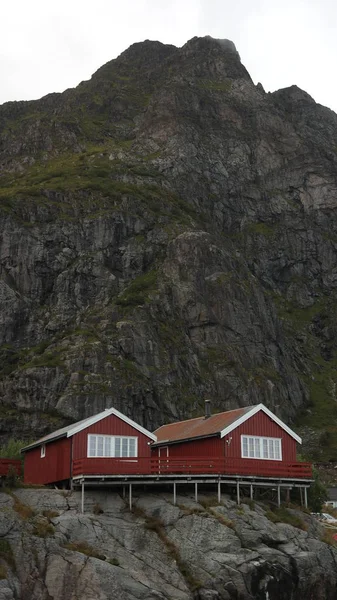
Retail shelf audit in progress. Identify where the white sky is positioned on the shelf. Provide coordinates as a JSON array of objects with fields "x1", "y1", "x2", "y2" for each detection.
[{"x1": 1, "y1": 0, "x2": 337, "y2": 112}]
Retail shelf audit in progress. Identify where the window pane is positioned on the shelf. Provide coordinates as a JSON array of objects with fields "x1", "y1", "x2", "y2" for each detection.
[
  {"x1": 254, "y1": 438, "x2": 261, "y2": 458},
  {"x1": 122, "y1": 438, "x2": 128, "y2": 457},
  {"x1": 274, "y1": 439, "x2": 281, "y2": 460},
  {"x1": 263, "y1": 439, "x2": 268, "y2": 458},
  {"x1": 115, "y1": 438, "x2": 121, "y2": 457},
  {"x1": 104, "y1": 437, "x2": 112, "y2": 457},
  {"x1": 268, "y1": 439, "x2": 274, "y2": 459},
  {"x1": 97, "y1": 436, "x2": 104, "y2": 457},
  {"x1": 89, "y1": 436, "x2": 96, "y2": 457},
  {"x1": 129, "y1": 438, "x2": 136, "y2": 457},
  {"x1": 249, "y1": 438, "x2": 254, "y2": 457},
  {"x1": 242, "y1": 437, "x2": 248, "y2": 457}
]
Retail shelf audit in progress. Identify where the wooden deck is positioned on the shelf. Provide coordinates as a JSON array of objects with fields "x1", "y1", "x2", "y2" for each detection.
[{"x1": 72, "y1": 456, "x2": 312, "y2": 480}]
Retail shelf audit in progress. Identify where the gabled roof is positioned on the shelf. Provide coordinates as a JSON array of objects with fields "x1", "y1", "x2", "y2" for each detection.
[
  {"x1": 21, "y1": 406, "x2": 157, "y2": 452},
  {"x1": 153, "y1": 403, "x2": 302, "y2": 446}
]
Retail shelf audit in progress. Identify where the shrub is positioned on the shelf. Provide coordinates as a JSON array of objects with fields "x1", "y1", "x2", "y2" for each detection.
[
  {"x1": 108, "y1": 557, "x2": 120, "y2": 566},
  {"x1": 93, "y1": 503, "x2": 104, "y2": 515},
  {"x1": 0, "y1": 439, "x2": 25, "y2": 460},
  {"x1": 308, "y1": 469, "x2": 328, "y2": 513},
  {"x1": 4, "y1": 465, "x2": 19, "y2": 489}
]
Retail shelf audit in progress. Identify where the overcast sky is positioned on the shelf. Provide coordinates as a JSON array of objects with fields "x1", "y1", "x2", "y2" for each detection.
[{"x1": 1, "y1": 0, "x2": 337, "y2": 112}]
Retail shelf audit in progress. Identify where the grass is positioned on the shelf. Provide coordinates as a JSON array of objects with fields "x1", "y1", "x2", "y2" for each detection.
[
  {"x1": 0, "y1": 539, "x2": 15, "y2": 569},
  {"x1": 32, "y1": 520, "x2": 55, "y2": 538},
  {"x1": 265, "y1": 506, "x2": 307, "y2": 531},
  {"x1": 199, "y1": 496, "x2": 220, "y2": 509},
  {"x1": 0, "y1": 565, "x2": 7, "y2": 580},
  {"x1": 116, "y1": 270, "x2": 158, "y2": 308},
  {"x1": 197, "y1": 79, "x2": 232, "y2": 92},
  {"x1": 132, "y1": 507, "x2": 202, "y2": 591},
  {"x1": 245, "y1": 222, "x2": 275, "y2": 238},
  {"x1": 321, "y1": 528, "x2": 337, "y2": 546},
  {"x1": 42, "y1": 510, "x2": 60, "y2": 519},
  {"x1": 64, "y1": 541, "x2": 106, "y2": 561},
  {"x1": 12, "y1": 494, "x2": 35, "y2": 520}
]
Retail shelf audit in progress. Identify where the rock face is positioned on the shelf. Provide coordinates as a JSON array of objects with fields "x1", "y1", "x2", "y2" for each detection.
[
  {"x1": 1, "y1": 36, "x2": 337, "y2": 456},
  {"x1": 0, "y1": 489, "x2": 336, "y2": 600}
]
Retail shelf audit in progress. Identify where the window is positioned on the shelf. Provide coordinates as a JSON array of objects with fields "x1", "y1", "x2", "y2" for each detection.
[
  {"x1": 241, "y1": 436, "x2": 282, "y2": 461},
  {"x1": 41, "y1": 444, "x2": 46, "y2": 458},
  {"x1": 87, "y1": 434, "x2": 138, "y2": 458}
]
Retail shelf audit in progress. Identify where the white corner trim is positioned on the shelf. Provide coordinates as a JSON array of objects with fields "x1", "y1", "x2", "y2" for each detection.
[
  {"x1": 66, "y1": 407, "x2": 157, "y2": 442},
  {"x1": 220, "y1": 403, "x2": 302, "y2": 444}
]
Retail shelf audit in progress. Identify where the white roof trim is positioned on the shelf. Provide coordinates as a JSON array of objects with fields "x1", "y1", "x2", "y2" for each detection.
[
  {"x1": 220, "y1": 403, "x2": 302, "y2": 444},
  {"x1": 66, "y1": 407, "x2": 157, "y2": 442}
]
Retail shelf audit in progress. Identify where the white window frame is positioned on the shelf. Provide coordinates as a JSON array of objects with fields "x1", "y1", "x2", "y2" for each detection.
[
  {"x1": 41, "y1": 444, "x2": 46, "y2": 458},
  {"x1": 87, "y1": 434, "x2": 138, "y2": 458},
  {"x1": 241, "y1": 435, "x2": 282, "y2": 461}
]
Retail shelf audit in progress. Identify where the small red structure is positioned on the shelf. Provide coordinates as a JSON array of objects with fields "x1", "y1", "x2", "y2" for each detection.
[
  {"x1": 151, "y1": 403, "x2": 311, "y2": 479},
  {"x1": 21, "y1": 407, "x2": 156, "y2": 486},
  {"x1": 0, "y1": 459, "x2": 22, "y2": 478}
]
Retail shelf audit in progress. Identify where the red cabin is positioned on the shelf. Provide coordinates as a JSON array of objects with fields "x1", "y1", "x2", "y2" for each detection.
[
  {"x1": 21, "y1": 407, "x2": 156, "y2": 486},
  {"x1": 151, "y1": 403, "x2": 311, "y2": 479}
]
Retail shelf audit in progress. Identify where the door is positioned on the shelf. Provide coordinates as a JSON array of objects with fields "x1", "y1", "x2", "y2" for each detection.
[{"x1": 158, "y1": 446, "x2": 169, "y2": 472}]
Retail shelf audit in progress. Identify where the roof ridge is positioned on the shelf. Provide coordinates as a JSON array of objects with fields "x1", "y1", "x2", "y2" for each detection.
[{"x1": 155, "y1": 405, "x2": 253, "y2": 431}]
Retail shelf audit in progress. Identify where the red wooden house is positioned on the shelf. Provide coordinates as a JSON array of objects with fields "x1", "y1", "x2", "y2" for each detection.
[
  {"x1": 21, "y1": 407, "x2": 157, "y2": 486},
  {"x1": 151, "y1": 402, "x2": 311, "y2": 479}
]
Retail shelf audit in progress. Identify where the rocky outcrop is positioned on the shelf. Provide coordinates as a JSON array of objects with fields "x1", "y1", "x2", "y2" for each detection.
[
  {"x1": 1, "y1": 36, "x2": 337, "y2": 456},
  {"x1": 0, "y1": 489, "x2": 336, "y2": 600}
]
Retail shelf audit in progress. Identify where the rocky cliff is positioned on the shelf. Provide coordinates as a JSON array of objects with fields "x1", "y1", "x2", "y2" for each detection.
[
  {"x1": 0, "y1": 488, "x2": 336, "y2": 600},
  {"x1": 1, "y1": 36, "x2": 337, "y2": 458}
]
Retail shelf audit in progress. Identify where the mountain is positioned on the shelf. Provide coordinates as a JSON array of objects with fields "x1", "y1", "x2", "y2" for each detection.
[{"x1": 1, "y1": 36, "x2": 337, "y2": 460}]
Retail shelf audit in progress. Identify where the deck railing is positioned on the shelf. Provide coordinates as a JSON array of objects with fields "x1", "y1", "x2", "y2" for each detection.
[
  {"x1": 72, "y1": 456, "x2": 312, "y2": 479},
  {"x1": 0, "y1": 459, "x2": 22, "y2": 477}
]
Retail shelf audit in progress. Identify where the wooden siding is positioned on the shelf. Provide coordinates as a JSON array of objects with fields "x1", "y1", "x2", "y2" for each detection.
[
  {"x1": 152, "y1": 436, "x2": 223, "y2": 458},
  {"x1": 223, "y1": 410, "x2": 297, "y2": 462},
  {"x1": 72, "y1": 413, "x2": 152, "y2": 460},
  {"x1": 24, "y1": 437, "x2": 71, "y2": 485}
]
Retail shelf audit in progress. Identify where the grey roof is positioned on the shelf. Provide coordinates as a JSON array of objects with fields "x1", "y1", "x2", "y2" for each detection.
[
  {"x1": 21, "y1": 415, "x2": 94, "y2": 452},
  {"x1": 21, "y1": 406, "x2": 156, "y2": 453}
]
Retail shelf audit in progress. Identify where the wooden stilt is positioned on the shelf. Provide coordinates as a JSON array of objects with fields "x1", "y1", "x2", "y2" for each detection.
[
  {"x1": 277, "y1": 485, "x2": 281, "y2": 508},
  {"x1": 81, "y1": 480, "x2": 84, "y2": 514},
  {"x1": 304, "y1": 487, "x2": 308, "y2": 509},
  {"x1": 195, "y1": 482, "x2": 198, "y2": 503},
  {"x1": 250, "y1": 484, "x2": 253, "y2": 500},
  {"x1": 129, "y1": 483, "x2": 132, "y2": 510},
  {"x1": 218, "y1": 480, "x2": 221, "y2": 504},
  {"x1": 173, "y1": 482, "x2": 176, "y2": 506},
  {"x1": 236, "y1": 481, "x2": 240, "y2": 505}
]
